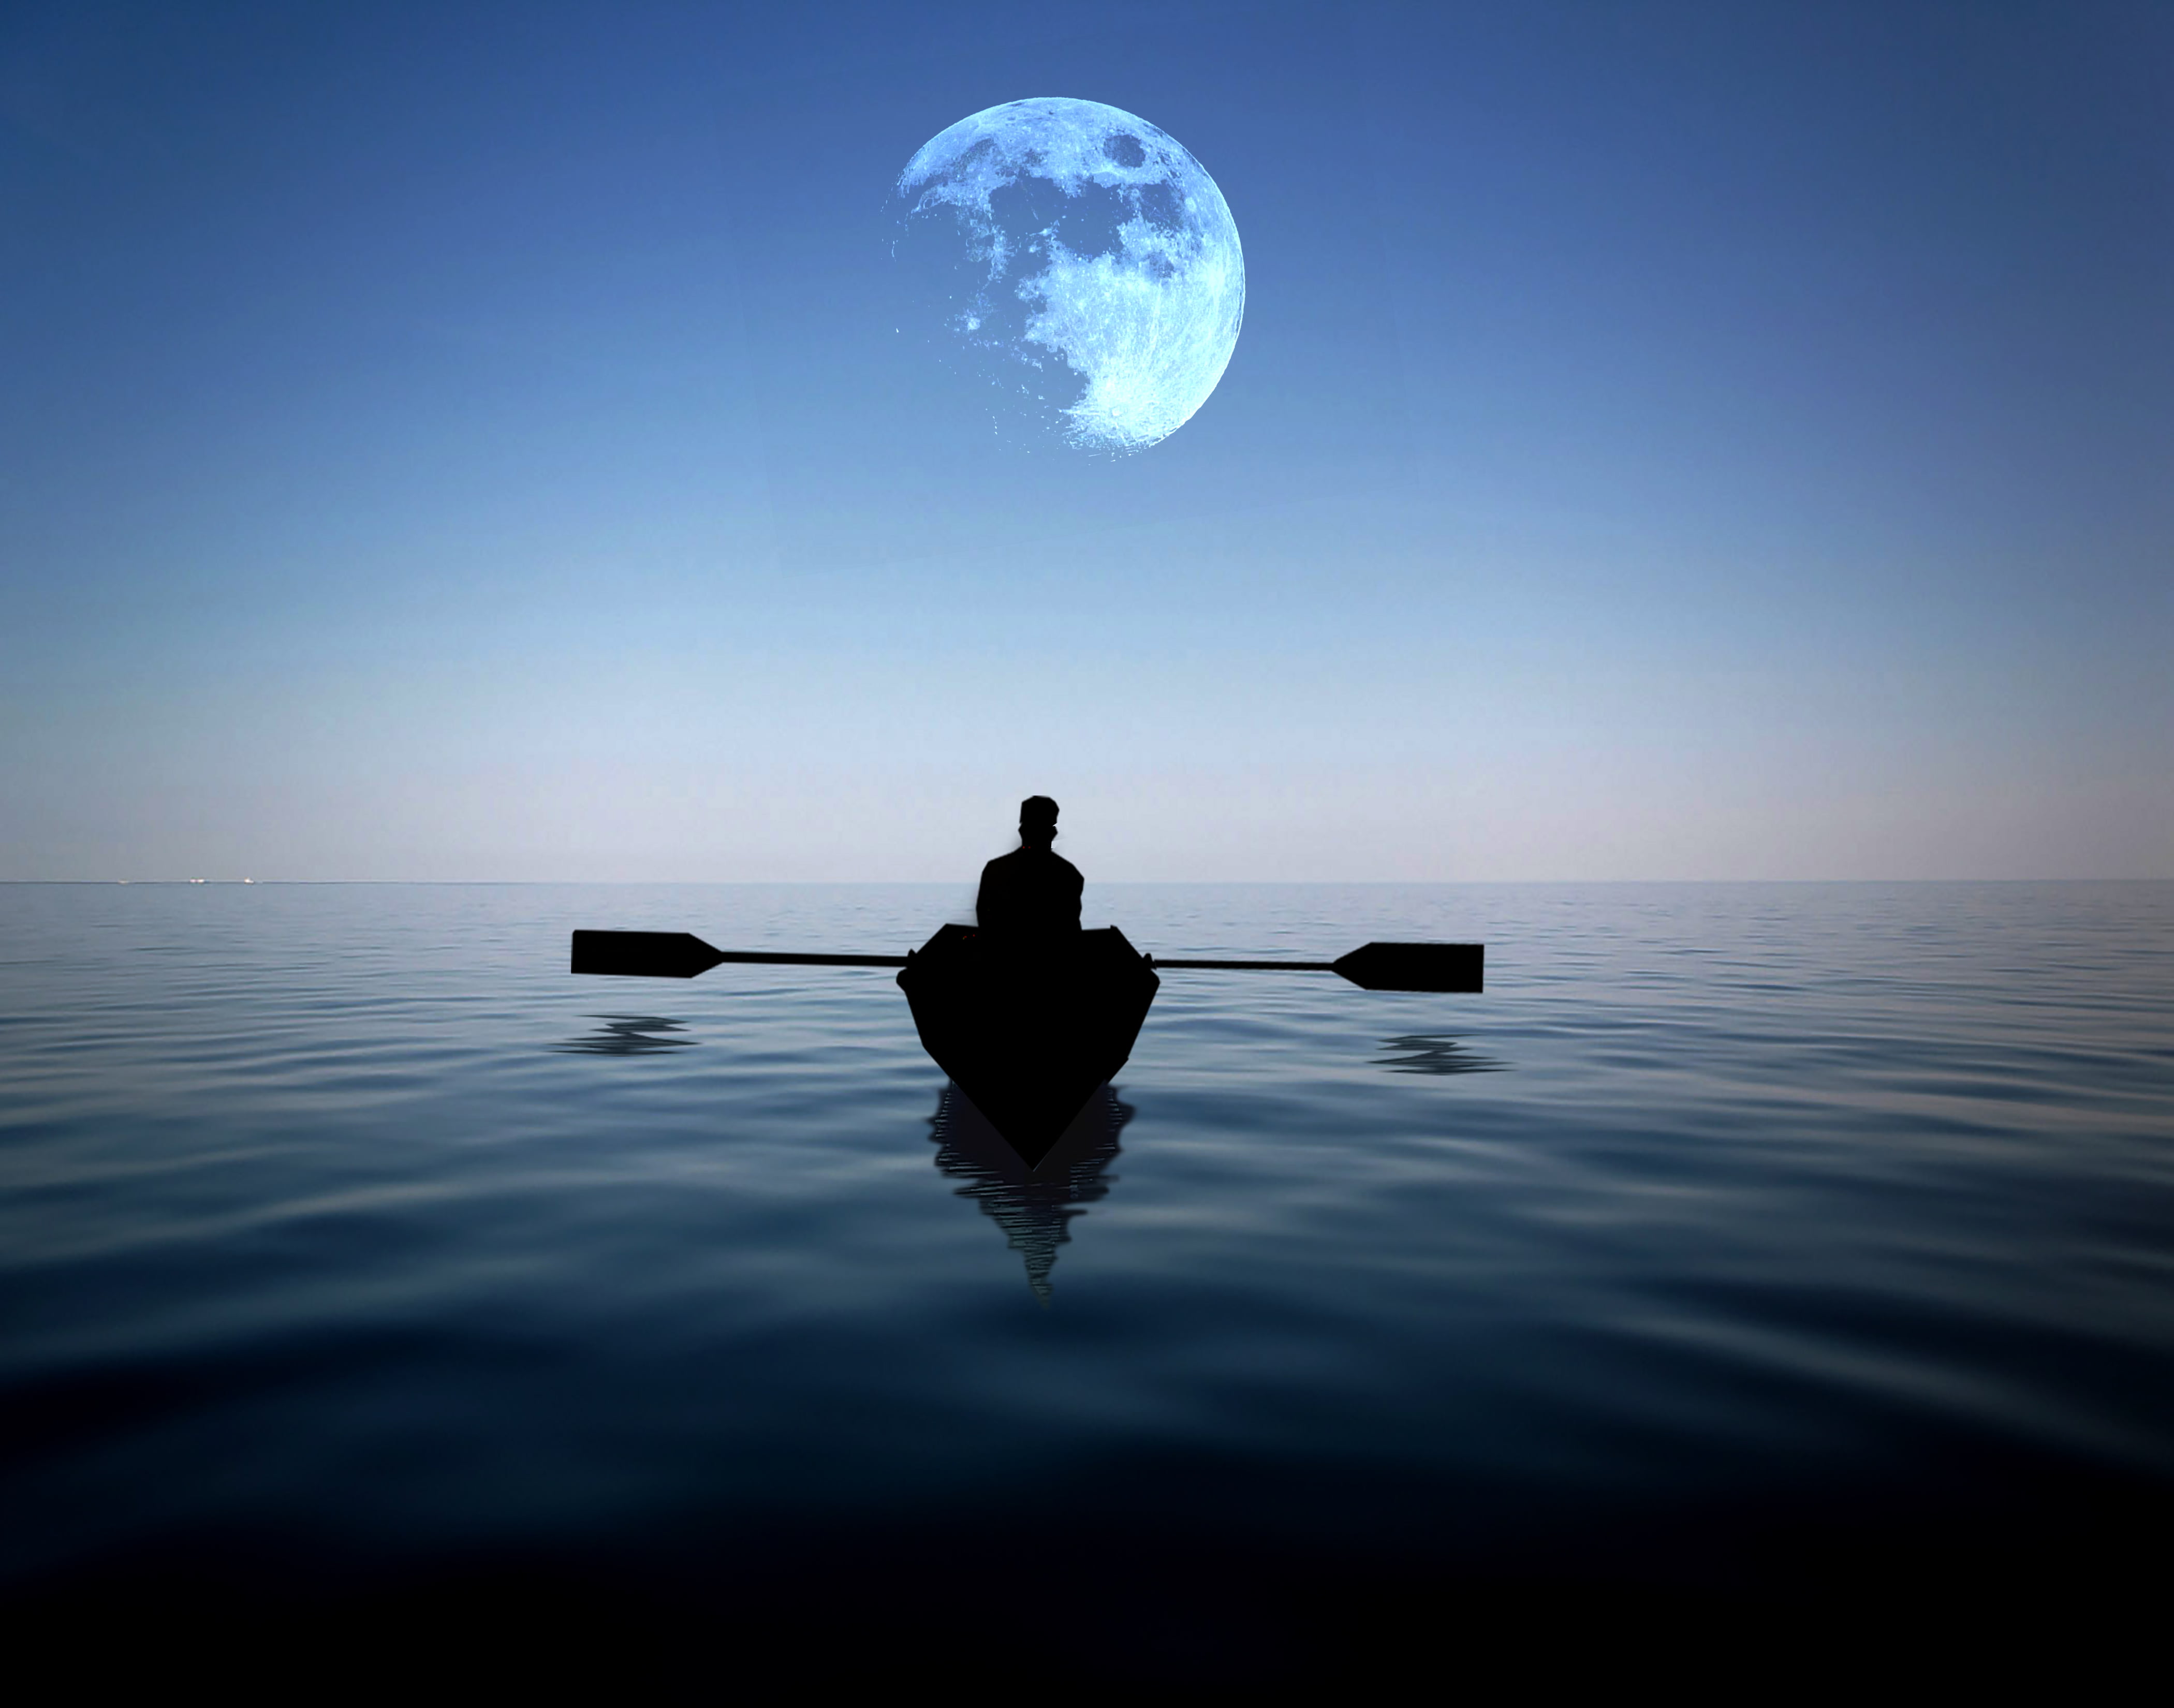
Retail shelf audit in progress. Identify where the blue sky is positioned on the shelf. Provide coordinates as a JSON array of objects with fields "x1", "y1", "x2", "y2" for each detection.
[{"x1": 3, "y1": 1, "x2": 2167, "y2": 880}]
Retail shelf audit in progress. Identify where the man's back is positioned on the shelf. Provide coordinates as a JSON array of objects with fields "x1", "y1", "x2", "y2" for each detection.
[{"x1": 976, "y1": 846, "x2": 1083, "y2": 940}]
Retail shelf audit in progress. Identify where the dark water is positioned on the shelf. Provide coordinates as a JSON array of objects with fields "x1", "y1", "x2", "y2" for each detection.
[{"x1": 4, "y1": 882, "x2": 2170, "y2": 1678}]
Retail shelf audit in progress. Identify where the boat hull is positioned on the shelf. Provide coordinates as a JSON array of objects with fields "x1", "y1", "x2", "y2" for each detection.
[{"x1": 897, "y1": 924, "x2": 1159, "y2": 1164}]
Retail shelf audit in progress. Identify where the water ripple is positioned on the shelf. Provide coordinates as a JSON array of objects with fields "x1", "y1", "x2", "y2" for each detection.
[{"x1": 2, "y1": 880, "x2": 2170, "y2": 1621}]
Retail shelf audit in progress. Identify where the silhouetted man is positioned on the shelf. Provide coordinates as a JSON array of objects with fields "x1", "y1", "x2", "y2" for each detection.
[{"x1": 976, "y1": 796, "x2": 1083, "y2": 943}]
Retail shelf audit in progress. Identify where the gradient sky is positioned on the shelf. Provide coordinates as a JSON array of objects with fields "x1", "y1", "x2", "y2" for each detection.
[{"x1": 4, "y1": 1, "x2": 2168, "y2": 880}]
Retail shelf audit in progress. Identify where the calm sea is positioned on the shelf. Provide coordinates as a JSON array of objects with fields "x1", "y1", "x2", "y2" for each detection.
[{"x1": 3, "y1": 881, "x2": 2170, "y2": 1679}]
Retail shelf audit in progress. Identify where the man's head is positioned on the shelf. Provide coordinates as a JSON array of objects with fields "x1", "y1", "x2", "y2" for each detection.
[{"x1": 1019, "y1": 795, "x2": 1059, "y2": 849}]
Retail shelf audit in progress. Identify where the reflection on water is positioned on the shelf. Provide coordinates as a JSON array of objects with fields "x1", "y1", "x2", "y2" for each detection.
[
  {"x1": 550, "y1": 1014, "x2": 697, "y2": 1055},
  {"x1": 930, "y1": 1084, "x2": 1131, "y2": 1303},
  {"x1": 5, "y1": 880, "x2": 2171, "y2": 1666},
  {"x1": 1372, "y1": 1033, "x2": 1505, "y2": 1076}
]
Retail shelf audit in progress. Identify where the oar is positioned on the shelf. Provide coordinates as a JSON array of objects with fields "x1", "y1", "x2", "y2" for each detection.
[
  {"x1": 571, "y1": 931, "x2": 1481, "y2": 993},
  {"x1": 1149, "y1": 942, "x2": 1482, "y2": 993},
  {"x1": 572, "y1": 931, "x2": 905, "y2": 978}
]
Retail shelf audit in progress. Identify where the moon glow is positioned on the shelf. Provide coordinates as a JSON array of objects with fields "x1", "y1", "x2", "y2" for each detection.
[{"x1": 895, "y1": 98, "x2": 1245, "y2": 454}]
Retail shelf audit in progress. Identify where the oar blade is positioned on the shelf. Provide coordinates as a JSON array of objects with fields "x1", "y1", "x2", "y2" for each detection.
[
  {"x1": 571, "y1": 930, "x2": 728, "y2": 979},
  {"x1": 1331, "y1": 941, "x2": 1484, "y2": 993}
]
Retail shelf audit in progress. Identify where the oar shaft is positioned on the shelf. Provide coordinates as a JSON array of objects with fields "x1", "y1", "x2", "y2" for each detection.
[
  {"x1": 1149, "y1": 957, "x2": 1338, "y2": 971},
  {"x1": 708, "y1": 950, "x2": 907, "y2": 969}
]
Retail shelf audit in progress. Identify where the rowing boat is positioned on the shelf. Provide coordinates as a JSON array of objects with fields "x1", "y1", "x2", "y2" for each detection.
[
  {"x1": 569, "y1": 924, "x2": 1479, "y2": 1165},
  {"x1": 896, "y1": 923, "x2": 1159, "y2": 1165}
]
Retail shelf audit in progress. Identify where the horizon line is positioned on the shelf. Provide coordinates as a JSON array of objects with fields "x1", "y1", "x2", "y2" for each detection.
[{"x1": 4, "y1": 877, "x2": 2168, "y2": 888}]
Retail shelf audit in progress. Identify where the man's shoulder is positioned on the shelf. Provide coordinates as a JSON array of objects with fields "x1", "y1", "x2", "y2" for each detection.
[{"x1": 980, "y1": 848, "x2": 1078, "y2": 884}]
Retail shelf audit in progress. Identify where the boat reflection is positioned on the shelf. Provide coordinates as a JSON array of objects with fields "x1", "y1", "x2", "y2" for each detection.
[
  {"x1": 550, "y1": 1015, "x2": 697, "y2": 1055},
  {"x1": 929, "y1": 1083, "x2": 1132, "y2": 1304}
]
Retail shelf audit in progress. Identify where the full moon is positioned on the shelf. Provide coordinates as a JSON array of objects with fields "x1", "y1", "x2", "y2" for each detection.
[{"x1": 894, "y1": 97, "x2": 1244, "y2": 454}]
